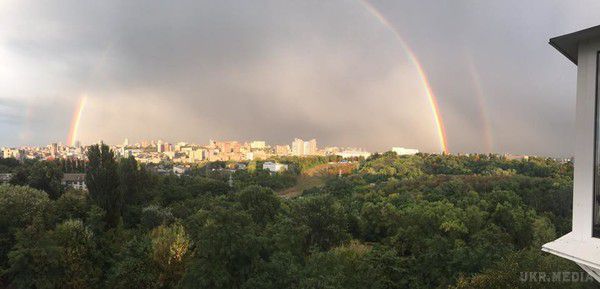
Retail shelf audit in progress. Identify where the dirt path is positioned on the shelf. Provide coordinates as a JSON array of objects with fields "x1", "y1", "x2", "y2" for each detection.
[
  {"x1": 279, "y1": 175, "x2": 324, "y2": 198},
  {"x1": 278, "y1": 162, "x2": 358, "y2": 198}
]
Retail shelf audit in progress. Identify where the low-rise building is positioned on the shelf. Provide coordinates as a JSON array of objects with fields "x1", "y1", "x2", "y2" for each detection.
[
  {"x1": 337, "y1": 149, "x2": 371, "y2": 159},
  {"x1": 0, "y1": 173, "x2": 12, "y2": 184},
  {"x1": 275, "y1": 145, "x2": 291, "y2": 156},
  {"x1": 391, "y1": 147, "x2": 419, "y2": 156},
  {"x1": 2, "y1": 148, "x2": 23, "y2": 160},
  {"x1": 262, "y1": 162, "x2": 288, "y2": 173},
  {"x1": 250, "y1": 141, "x2": 266, "y2": 150},
  {"x1": 246, "y1": 150, "x2": 267, "y2": 161},
  {"x1": 173, "y1": 165, "x2": 189, "y2": 176},
  {"x1": 504, "y1": 154, "x2": 529, "y2": 161},
  {"x1": 62, "y1": 173, "x2": 87, "y2": 190}
]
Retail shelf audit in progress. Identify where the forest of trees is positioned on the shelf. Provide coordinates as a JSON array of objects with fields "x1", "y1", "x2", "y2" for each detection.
[{"x1": 0, "y1": 145, "x2": 597, "y2": 289}]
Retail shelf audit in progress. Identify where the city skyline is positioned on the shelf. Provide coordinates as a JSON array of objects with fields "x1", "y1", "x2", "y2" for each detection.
[
  {"x1": 4, "y1": 137, "x2": 368, "y2": 152},
  {"x1": 4, "y1": 134, "x2": 550, "y2": 167},
  {"x1": 0, "y1": 134, "x2": 569, "y2": 158},
  {"x1": 2, "y1": 137, "x2": 394, "y2": 165}
]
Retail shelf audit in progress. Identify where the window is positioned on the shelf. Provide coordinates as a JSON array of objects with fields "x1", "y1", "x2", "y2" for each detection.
[{"x1": 594, "y1": 51, "x2": 600, "y2": 237}]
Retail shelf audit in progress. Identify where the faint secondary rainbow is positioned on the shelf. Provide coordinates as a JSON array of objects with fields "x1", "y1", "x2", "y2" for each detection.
[
  {"x1": 465, "y1": 53, "x2": 493, "y2": 153},
  {"x1": 67, "y1": 95, "x2": 87, "y2": 147},
  {"x1": 358, "y1": 0, "x2": 448, "y2": 154}
]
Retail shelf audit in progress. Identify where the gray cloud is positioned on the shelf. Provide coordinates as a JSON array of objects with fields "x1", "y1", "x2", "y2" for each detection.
[{"x1": 0, "y1": 0, "x2": 596, "y2": 156}]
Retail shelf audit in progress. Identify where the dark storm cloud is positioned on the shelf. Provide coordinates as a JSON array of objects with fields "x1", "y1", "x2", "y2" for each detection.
[{"x1": 0, "y1": 0, "x2": 597, "y2": 155}]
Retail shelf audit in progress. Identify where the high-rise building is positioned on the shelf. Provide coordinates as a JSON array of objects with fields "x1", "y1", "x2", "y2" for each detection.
[
  {"x1": 157, "y1": 140, "x2": 164, "y2": 153},
  {"x1": 291, "y1": 138, "x2": 304, "y2": 156},
  {"x1": 292, "y1": 138, "x2": 318, "y2": 156},
  {"x1": 123, "y1": 138, "x2": 129, "y2": 147},
  {"x1": 304, "y1": 139, "x2": 317, "y2": 155},
  {"x1": 189, "y1": 149, "x2": 205, "y2": 162},
  {"x1": 215, "y1": 141, "x2": 241, "y2": 154},
  {"x1": 164, "y1": 143, "x2": 172, "y2": 152},
  {"x1": 174, "y1": 142, "x2": 188, "y2": 152},
  {"x1": 49, "y1": 143, "x2": 58, "y2": 157}
]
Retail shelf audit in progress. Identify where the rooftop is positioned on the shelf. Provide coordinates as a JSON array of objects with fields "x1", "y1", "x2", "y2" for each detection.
[
  {"x1": 62, "y1": 173, "x2": 85, "y2": 181},
  {"x1": 550, "y1": 25, "x2": 600, "y2": 65}
]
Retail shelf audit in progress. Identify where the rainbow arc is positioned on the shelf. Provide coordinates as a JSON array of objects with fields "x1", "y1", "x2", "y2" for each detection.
[
  {"x1": 65, "y1": 44, "x2": 112, "y2": 146},
  {"x1": 359, "y1": 0, "x2": 449, "y2": 154},
  {"x1": 65, "y1": 6, "x2": 450, "y2": 153},
  {"x1": 67, "y1": 95, "x2": 87, "y2": 147},
  {"x1": 465, "y1": 54, "x2": 493, "y2": 153}
]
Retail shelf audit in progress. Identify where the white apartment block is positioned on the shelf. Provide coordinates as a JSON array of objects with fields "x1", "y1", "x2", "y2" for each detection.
[
  {"x1": 391, "y1": 147, "x2": 419, "y2": 156},
  {"x1": 262, "y1": 161, "x2": 288, "y2": 173}
]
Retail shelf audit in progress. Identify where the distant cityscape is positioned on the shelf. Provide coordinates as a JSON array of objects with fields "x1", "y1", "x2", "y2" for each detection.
[{"x1": 1, "y1": 137, "x2": 423, "y2": 164}]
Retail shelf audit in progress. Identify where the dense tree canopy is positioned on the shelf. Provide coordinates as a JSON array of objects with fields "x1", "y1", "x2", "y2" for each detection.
[
  {"x1": 0, "y1": 152, "x2": 596, "y2": 289},
  {"x1": 9, "y1": 161, "x2": 63, "y2": 199}
]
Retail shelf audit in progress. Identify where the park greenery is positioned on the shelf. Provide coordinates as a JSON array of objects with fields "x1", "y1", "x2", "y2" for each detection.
[{"x1": 0, "y1": 144, "x2": 597, "y2": 288}]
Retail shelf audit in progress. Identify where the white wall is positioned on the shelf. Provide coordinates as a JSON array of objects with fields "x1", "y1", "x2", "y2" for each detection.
[{"x1": 572, "y1": 39, "x2": 600, "y2": 239}]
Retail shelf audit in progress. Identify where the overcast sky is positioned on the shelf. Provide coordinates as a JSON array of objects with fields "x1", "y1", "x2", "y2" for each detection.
[{"x1": 1, "y1": 0, "x2": 599, "y2": 156}]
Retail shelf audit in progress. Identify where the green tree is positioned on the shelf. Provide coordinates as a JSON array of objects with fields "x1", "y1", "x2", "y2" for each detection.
[
  {"x1": 0, "y1": 157, "x2": 20, "y2": 173},
  {"x1": 107, "y1": 236, "x2": 160, "y2": 289},
  {"x1": 8, "y1": 161, "x2": 63, "y2": 199},
  {"x1": 6, "y1": 219, "x2": 101, "y2": 289},
  {"x1": 181, "y1": 208, "x2": 263, "y2": 289},
  {"x1": 0, "y1": 185, "x2": 50, "y2": 268},
  {"x1": 86, "y1": 143, "x2": 121, "y2": 228},
  {"x1": 119, "y1": 156, "x2": 143, "y2": 205},
  {"x1": 150, "y1": 223, "x2": 191, "y2": 288},
  {"x1": 452, "y1": 250, "x2": 595, "y2": 289},
  {"x1": 30, "y1": 161, "x2": 63, "y2": 199},
  {"x1": 300, "y1": 242, "x2": 408, "y2": 289},
  {"x1": 9, "y1": 166, "x2": 30, "y2": 186},
  {"x1": 118, "y1": 156, "x2": 154, "y2": 225},
  {"x1": 54, "y1": 189, "x2": 90, "y2": 222},
  {"x1": 292, "y1": 195, "x2": 350, "y2": 251},
  {"x1": 52, "y1": 219, "x2": 101, "y2": 289},
  {"x1": 237, "y1": 185, "x2": 281, "y2": 225},
  {"x1": 141, "y1": 205, "x2": 174, "y2": 230}
]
